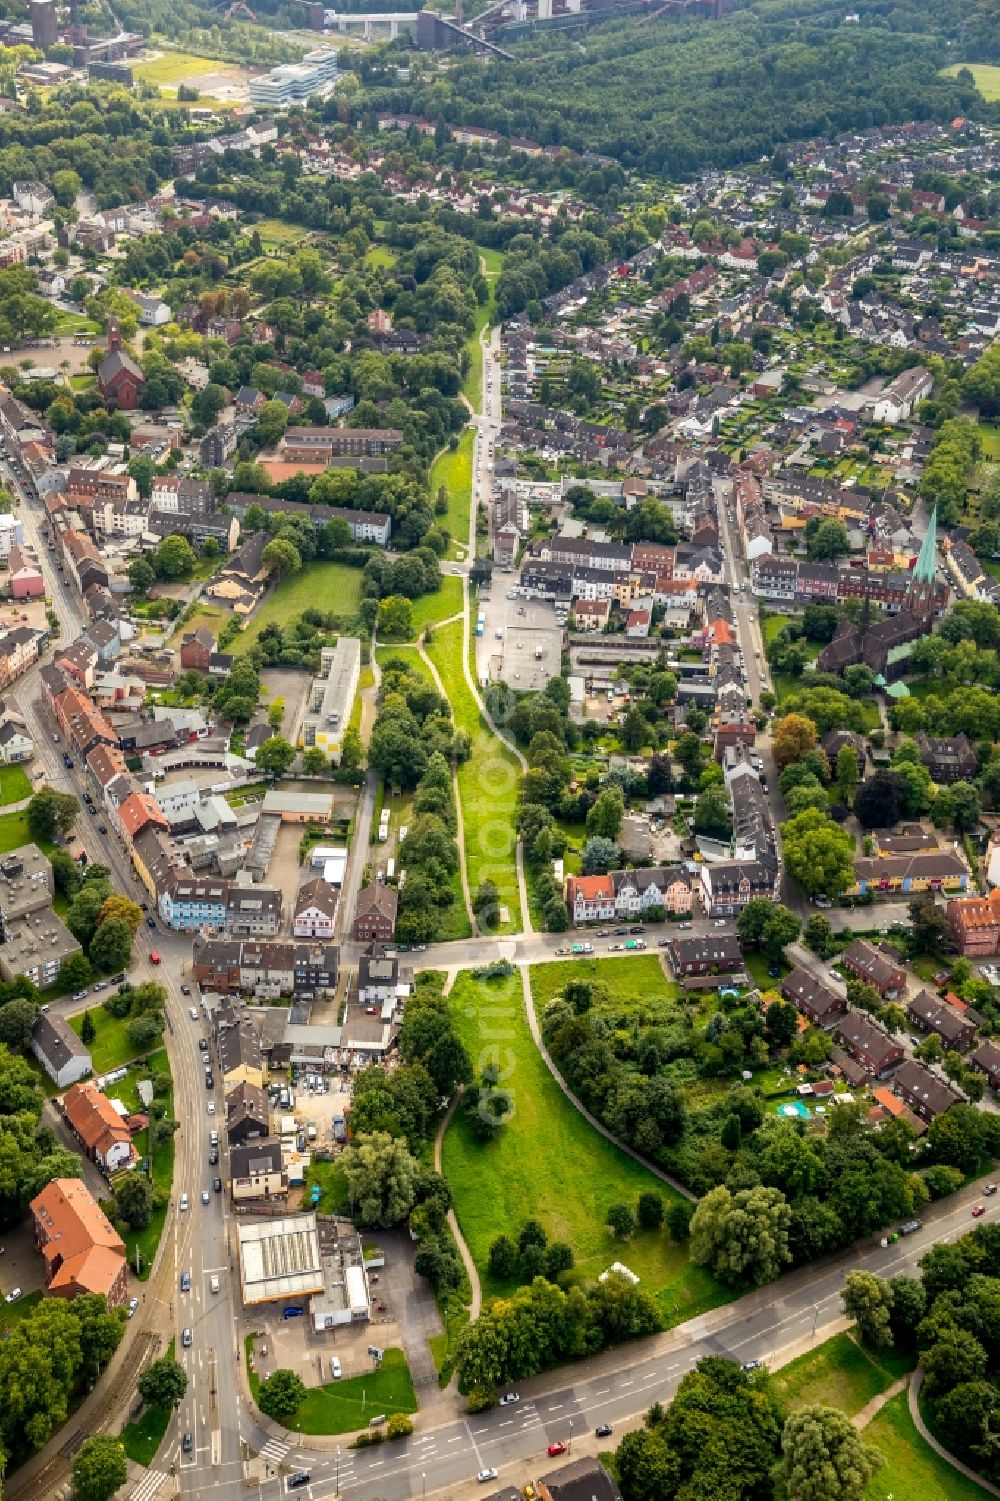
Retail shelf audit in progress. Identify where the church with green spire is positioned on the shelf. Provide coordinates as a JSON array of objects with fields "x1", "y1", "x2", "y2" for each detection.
[{"x1": 816, "y1": 506, "x2": 943, "y2": 681}]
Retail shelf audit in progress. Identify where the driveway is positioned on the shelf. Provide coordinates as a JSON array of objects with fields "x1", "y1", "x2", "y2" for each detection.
[{"x1": 375, "y1": 1228, "x2": 442, "y2": 1388}]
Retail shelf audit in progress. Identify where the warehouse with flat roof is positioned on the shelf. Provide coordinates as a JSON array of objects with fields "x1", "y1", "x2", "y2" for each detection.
[{"x1": 237, "y1": 1211, "x2": 325, "y2": 1306}]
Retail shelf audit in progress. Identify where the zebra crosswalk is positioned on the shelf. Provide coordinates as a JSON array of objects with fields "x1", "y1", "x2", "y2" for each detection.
[
  {"x1": 260, "y1": 1437, "x2": 290, "y2": 1464},
  {"x1": 129, "y1": 1468, "x2": 169, "y2": 1501}
]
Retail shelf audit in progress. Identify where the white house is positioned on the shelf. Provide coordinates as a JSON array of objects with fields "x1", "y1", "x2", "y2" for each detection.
[
  {"x1": 871, "y1": 365, "x2": 933, "y2": 425},
  {"x1": 31, "y1": 1012, "x2": 92, "y2": 1089},
  {"x1": 128, "y1": 291, "x2": 171, "y2": 327},
  {"x1": 0, "y1": 715, "x2": 33, "y2": 764},
  {"x1": 292, "y1": 877, "x2": 338, "y2": 940}
]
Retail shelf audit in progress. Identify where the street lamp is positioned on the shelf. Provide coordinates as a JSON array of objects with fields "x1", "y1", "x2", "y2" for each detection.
[{"x1": 422, "y1": 1472, "x2": 426, "y2": 1501}]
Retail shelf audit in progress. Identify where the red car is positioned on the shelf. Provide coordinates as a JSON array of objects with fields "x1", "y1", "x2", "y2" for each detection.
[
  {"x1": 149, "y1": 950, "x2": 161, "y2": 965},
  {"x1": 547, "y1": 1443, "x2": 567, "y2": 1457},
  {"x1": 972, "y1": 1204, "x2": 986, "y2": 1218}
]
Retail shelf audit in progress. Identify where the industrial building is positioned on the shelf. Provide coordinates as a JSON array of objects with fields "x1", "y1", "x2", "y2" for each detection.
[{"x1": 247, "y1": 46, "x2": 338, "y2": 106}]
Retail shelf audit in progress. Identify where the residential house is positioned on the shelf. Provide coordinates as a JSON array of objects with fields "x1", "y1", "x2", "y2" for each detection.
[
  {"x1": 536, "y1": 1457, "x2": 623, "y2": 1501},
  {"x1": 0, "y1": 712, "x2": 32, "y2": 764},
  {"x1": 906, "y1": 989, "x2": 978, "y2": 1052},
  {"x1": 892, "y1": 1058, "x2": 964, "y2": 1120},
  {"x1": 225, "y1": 1081, "x2": 270, "y2": 1145},
  {"x1": 565, "y1": 873, "x2": 616, "y2": 925},
  {"x1": 970, "y1": 1040, "x2": 1000, "y2": 1092},
  {"x1": 229, "y1": 1139, "x2": 288, "y2": 1204},
  {"x1": 179, "y1": 628, "x2": 233, "y2": 677},
  {"x1": 609, "y1": 866, "x2": 693, "y2": 917},
  {"x1": 780, "y1": 966, "x2": 847, "y2": 1026},
  {"x1": 7, "y1": 541, "x2": 43, "y2": 599},
  {"x1": 948, "y1": 890, "x2": 1000, "y2": 956},
  {"x1": 352, "y1": 883, "x2": 397, "y2": 942},
  {"x1": 667, "y1": 934, "x2": 743, "y2": 978},
  {"x1": 358, "y1": 946, "x2": 404, "y2": 1008},
  {"x1": 840, "y1": 939, "x2": 907, "y2": 998},
  {"x1": 849, "y1": 848, "x2": 968, "y2": 899},
  {"x1": 31, "y1": 1010, "x2": 91, "y2": 1088},
  {"x1": 62, "y1": 1080, "x2": 135, "y2": 1171},
  {"x1": 833, "y1": 1009, "x2": 904, "y2": 1077},
  {"x1": 914, "y1": 732, "x2": 978, "y2": 784},
  {"x1": 293, "y1": 876, "x2": 338, "y2": 939},
  {"x1": 30, "y1": 1178, "x2": 128, "y2": 1309}
]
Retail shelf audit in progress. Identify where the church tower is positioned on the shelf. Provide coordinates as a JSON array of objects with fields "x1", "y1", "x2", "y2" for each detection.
[{"x1": 906, "y1": 505, "x2": 938, "y2": 625}]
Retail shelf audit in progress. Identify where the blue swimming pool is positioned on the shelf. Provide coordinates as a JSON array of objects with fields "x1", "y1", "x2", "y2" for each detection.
[{"x1": 775, "y1": 1099, "x2": 811, "y2": 1120}]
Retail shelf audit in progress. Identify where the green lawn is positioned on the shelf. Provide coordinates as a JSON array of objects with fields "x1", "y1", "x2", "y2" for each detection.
[
  {"x1": 303, "y1": 1157, "x2": 349, "y2": 1215},
  {"x1": 977, "y1": 422, "x2": 1000, "y2": 459},
  {"x1": 463, "y1": 301, "x2": 493, "y2": 413},
  {"x1": 443, "y1": 969, "x2": 725, "y2": 1322},
  {"x1": 425, "y1": 620, "x2": 521, "y2": 933},
  {"x1": 429, "y1": 430, "x2": 474, "y2": 556},
  {"x1": 112, "y1": 1048, "x2": 175, "y2": 1278},
  {"x1": 0, "y1": 764, "x2": 31, "y2": 805},
  {"x1": 0, "y1": 809, "x2": 34, "y2": 854},
  {"x1": 171, "y1": 602, "x2": 227, "y2": 646},
  {"x1": 772, "y1": 1332, "x2": 912, "y2": 1419},
  {"x1": 863, "y1": 1391, "x2": 992, "y2": 1501},
  {"x1": 69, "y1": 1005, "x2": 143, "y2": 1074},
  {"x1": 133, "y1": 49, "x2": 221, "y2": 86},
  {"x1": 0, "y1": 1289, "x2": 41, "y2": 1333},
  {"x1": 254, "y1": 218, "x2": 311, "y2": 246},
  {"x1": 941, "y1": 62, "x2": 1000, "y2": 100},
  {"x1": 287, "y1": 1347, "x2": 417, "y2": 1435},
  {"x1": 120, "y1": 1339, "x2": 176, "y2": 1465},
  {"x1": 374, "y1": 644, "x2": 433, "y2": 683},
  {"x1": 406, "y1": 575, "x2": 464, "y2": 639},
  {"x1": 530, "y1": 955, "x2": 681, "y2": 1023},
  {"x1": 363, "y1": 245, "x2": 397, "y2": 269},
  {"x1": 231, "y1": 563, "x2": 363, "y2": 656}
]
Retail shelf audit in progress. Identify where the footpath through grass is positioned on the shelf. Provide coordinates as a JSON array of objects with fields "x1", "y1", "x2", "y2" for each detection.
[
  {"x1": 429, "y1": 431, "x2": 474, "y2": 555},
  {"x1": 863, "y1": 1390, "x2": 992, "y2": 1501},
  {"x1": 288, "y1": 1347, "x2": 417, "y2": 1435},
  {"x1": 425, "y1": 619, "x2": 520, "y2": 933},
  {"x1": 406, "y1": 575, "x2": 463, "y2": 639},
  {"x1": 771, "y1": 1331, "x2": 912, "y2": 1418},
  {"x1": 443, "y1": 969, "x2": 724, "y2": 1322}
]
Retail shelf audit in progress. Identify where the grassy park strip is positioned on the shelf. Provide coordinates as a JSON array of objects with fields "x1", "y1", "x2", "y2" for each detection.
[
  {"x1": 425, "y1": 619, "x2": 521, "y2": 932},
  {"x1": 429, "y1": 431, "x2": 474, "y2": 555},
  {"x1": 443, "y1": 968, "x2": 725, "y2": 1319},
  {"x1": 771, "y1": 1332, "x2": 913, "y2": 1418},
  {"x1": 863, "y1": 1392, "x2": 992, "y2": 1501},
  {"x1": 120, "y1": 1340, "x2": 177, "y2": 1465}
]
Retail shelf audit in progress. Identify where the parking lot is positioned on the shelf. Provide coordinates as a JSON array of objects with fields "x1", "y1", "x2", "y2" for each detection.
[
  {"x1": 475, "y1": 590, "x2": 563, "y2": 692},
  {"x1": 285, "y1": 1071, "x2": 352, "y2": 1146}
]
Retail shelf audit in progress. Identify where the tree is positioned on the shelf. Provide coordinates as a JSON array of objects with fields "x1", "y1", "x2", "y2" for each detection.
[
  {"x1": 138, "y1": 1356, "x2": 187, "y2": 1409},
  {"x1": 80, "y1": 1008, "x2": 96, "y2": 1045},
  {"x1": 377, "y1": 595, "x2": 413, "y2": 640},
  {"x1": 804, "y1": 914, "x2": 836, "y2": 959},
  {"x1": 488, "y1": 1234, "x2": 520, "y2": 1280},
  {"x1": 257, "y1": 399, "x2": 289, "y2": 448},
  {"x1": 586, "y1": 786, "x2": 625, "y2": 840},
  {"x1": 190, "y1": 383, "x2": 226, "y2": 427},
  {"x1": 689, "y1": 1184, "x2": 791, "y2": 1286},
  {"x1": 116, "y1": 1172, "x2": 154, "y2": 1230},
  {"x1": 607, "y1": 1203, "x2": 636, "y2": 1240},
  {"x1": 765, "y1": 1000, "x2": 799, "y2": 1049},
  {"x1": 0, "y1": 997, "x2": 38, "y2": 1051},
  {"x1": 621, "y1": 706, "x2": 647, "y2": 754},
  {"x1": 258, "y1": 1368, "x2": 306, "y2": 1421},
  {"x1": 97, "y1": 896, "x2": 143, "y2": 935},
  {"x1": 340, "y1": 1131, "x2": 419, "y2": 1227},
  {"x1": 737, "y1": 898, "x2": 801, "y2": 959},
  {"x1": 58, "y1": 952, "x2": 92, "y2": 992},
  {"x1": 72, "y1": 1436, "x2": 127, "y2": 1501},
  {"x1": 693, "y1": 784, "x2": 732, "y2": 838},
  {"x1": 781, "y1": 808, "x2": 855, "y2": 898},
  {"x1": 773, "y1": 714, "x2": 818, "y2": 770},
  {"x1": 908, "y1": 896, "x2": 949, "y2": 955},
  {"x1": 128, "y1": 556, "x2": 155, "y2": 594},
  {"x1": 262, "y1": 537, "x2": 302, "y2": 579},
  {"x1": 27, "y1": 787, "x2": 78, "y2": 843},
  {"x1": 255, "y1": 737, "x2": 296, "y2": 777},
  {"x1": 153, "y1": 534, "x2": 197, "y2": 580},
  {"x1": 806, "y1": 518, "x2": 851, "y2": 560},
  {"x1": 637, "y1": 1192, "x2": 664, "y2": 1230},
  {"x1": 582, "y1": 836, "x2": 619, "y2": 875},
  {"x1": 89, "y1": 916, "x2": 133, "y2": 973},
  {"x1": 128, "y1": 1013, "x2": 164, "y2": 1052},
  {"x1": 842, "y1": 1271, "x2": 893, "y2": 1347},
  {"x1": 302, "y1": 747, "x2": 328, "y2": 777},
  {"x1": 780, "y1": 1405, "x2": 881, "y2": 1501},
  {"x1": 835, "y1": 744, "x2": 859, "y2": 801}
]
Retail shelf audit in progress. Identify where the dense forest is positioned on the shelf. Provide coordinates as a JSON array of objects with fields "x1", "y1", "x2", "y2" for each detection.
[{"x1": 371, "y1": 0, "x2": 999, "y2": 176}]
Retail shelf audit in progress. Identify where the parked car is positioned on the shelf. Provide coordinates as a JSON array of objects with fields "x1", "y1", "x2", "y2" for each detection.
[
  {"x1": 181, "y1": 985, "x2": 191, "y2": 996},
  {"x1": 899, "y1": 1219, "x2": 923, "y2": 1236},
  {"x1": 742, "y1": 1359, "x2": 762, "y2": 1371},
  {"x1": 213, "y1": 1177, "x2": 222, "y2": 1193},
  {"x1": 207, "y1": 1101, "x2": 215, "y2": 1115},
  {"x1": 209, "y1": 1149, "x2": 219, "y2": 1165},
  {"x1": 984, "y1": 1184, "x2": 997, "y2": 1196},
  {"x1": 476, "y1": 1471, "x2": 498, "y2": 1485},
  {"x1": 547, "y1": 1442, "x2": 567, "y2": 1457},
  {"x1": 498, "y1": 1392, "x2": 519, "y2": 1406},
  {"x1": 595, "y1": 1424, "x2": 613, "y2": 1438},
  {"x1": 201, "y1": 1190, "x2": 210, "y2": 1205},
  {"x1": 127, "y1": 1297, "x2": 139, "y2": 1318},
  {"x1": 331, "y1": 1356, "x2": 342, "y2": 1379}
]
